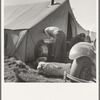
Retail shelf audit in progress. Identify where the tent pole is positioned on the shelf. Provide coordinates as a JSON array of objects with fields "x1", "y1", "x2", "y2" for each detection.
[{"x1": 51, "y1": 0, "x2": 54, "y2": 5}]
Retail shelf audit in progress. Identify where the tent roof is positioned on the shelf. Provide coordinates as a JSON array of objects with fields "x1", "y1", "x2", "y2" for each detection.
[{"x1": 4, "y1": 0, "x2": 68, "y2": 30}]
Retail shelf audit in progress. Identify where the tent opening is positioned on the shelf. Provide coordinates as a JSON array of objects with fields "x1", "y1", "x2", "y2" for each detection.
[{"x1": 66, "y1": 13, "x2": 73, "y2": 41}]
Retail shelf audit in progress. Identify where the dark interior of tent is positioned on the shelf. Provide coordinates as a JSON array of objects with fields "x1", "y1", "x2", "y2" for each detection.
[{"x1": 66, "y1": 13, "x2": 73, "y2": 41}]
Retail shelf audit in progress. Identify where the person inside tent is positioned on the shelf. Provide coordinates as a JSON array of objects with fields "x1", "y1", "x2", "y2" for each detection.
[
  {"x1": 69, "y1": 33, "x2": 86, "y2": 50},
  {"x1": 85, "y1": 30, "x2": 91, "y2": 43},
  {"x1": 43, "y1": 26, "x2": 67, "y2": 63},
  {"x1": 85, "y1": 35, "x2": 91, "y2": 43}
]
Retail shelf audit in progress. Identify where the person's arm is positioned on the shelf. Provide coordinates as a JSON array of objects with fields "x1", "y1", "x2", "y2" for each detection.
[{"x1": 44, "y1": 28, "x2": 50, "y2": 38}]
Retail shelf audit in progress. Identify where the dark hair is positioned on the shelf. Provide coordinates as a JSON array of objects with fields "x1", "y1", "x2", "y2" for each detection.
[
  {"x1": 79, "y1": 33, "x2": 85, "y2": 37},
  {"x1": 43, "y1": 28, "x2": 45, "y2": 33}
]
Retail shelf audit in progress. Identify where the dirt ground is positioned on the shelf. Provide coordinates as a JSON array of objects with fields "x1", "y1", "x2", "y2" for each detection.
[{"x1": 4, "y1": 57, "x2": 70, "y2": 83}]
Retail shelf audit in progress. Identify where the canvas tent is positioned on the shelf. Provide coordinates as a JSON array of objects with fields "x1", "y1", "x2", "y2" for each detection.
[{"x1": 4, "y1": 0, "x2": 88, "y2": 62}]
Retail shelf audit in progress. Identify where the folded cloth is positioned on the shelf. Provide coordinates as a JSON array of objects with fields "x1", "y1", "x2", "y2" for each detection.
[{"x1": 37, "y1": 62, "x2": 71, "y2": 77}]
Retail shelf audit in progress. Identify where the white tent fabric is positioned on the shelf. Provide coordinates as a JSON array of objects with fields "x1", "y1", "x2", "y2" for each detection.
[{"x1": 4, "y1": 0, "x2": 88, "y2": 62}]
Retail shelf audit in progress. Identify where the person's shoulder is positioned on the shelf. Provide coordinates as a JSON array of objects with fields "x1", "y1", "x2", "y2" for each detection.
[{"x1": 45, "y1": 26, "x2": 58, "y2": 31}]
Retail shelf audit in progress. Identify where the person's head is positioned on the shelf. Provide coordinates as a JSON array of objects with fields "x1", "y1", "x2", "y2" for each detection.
[
  {"x1": 79, "y1": 33, "x2": 85, "y2": 38},
  {"x1": 79, "y1": 33, "x2": 86, "y2": 41}
]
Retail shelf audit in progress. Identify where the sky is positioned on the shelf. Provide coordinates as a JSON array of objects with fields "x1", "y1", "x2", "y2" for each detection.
[
  {"x1": 70, "y1": 0, "x2": 97, "y2": 32},
  {"x1": 4, "y1": 0, "x2": 97, "y2": 32}
]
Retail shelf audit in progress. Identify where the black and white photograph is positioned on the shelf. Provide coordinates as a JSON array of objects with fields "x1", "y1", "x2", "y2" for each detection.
[
  {"x1": 2, "y1": 0, "x2": 99, "y2": 100},
  {"x1": 4, "y1": 0, "x2": 97, "y2": 83}
]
